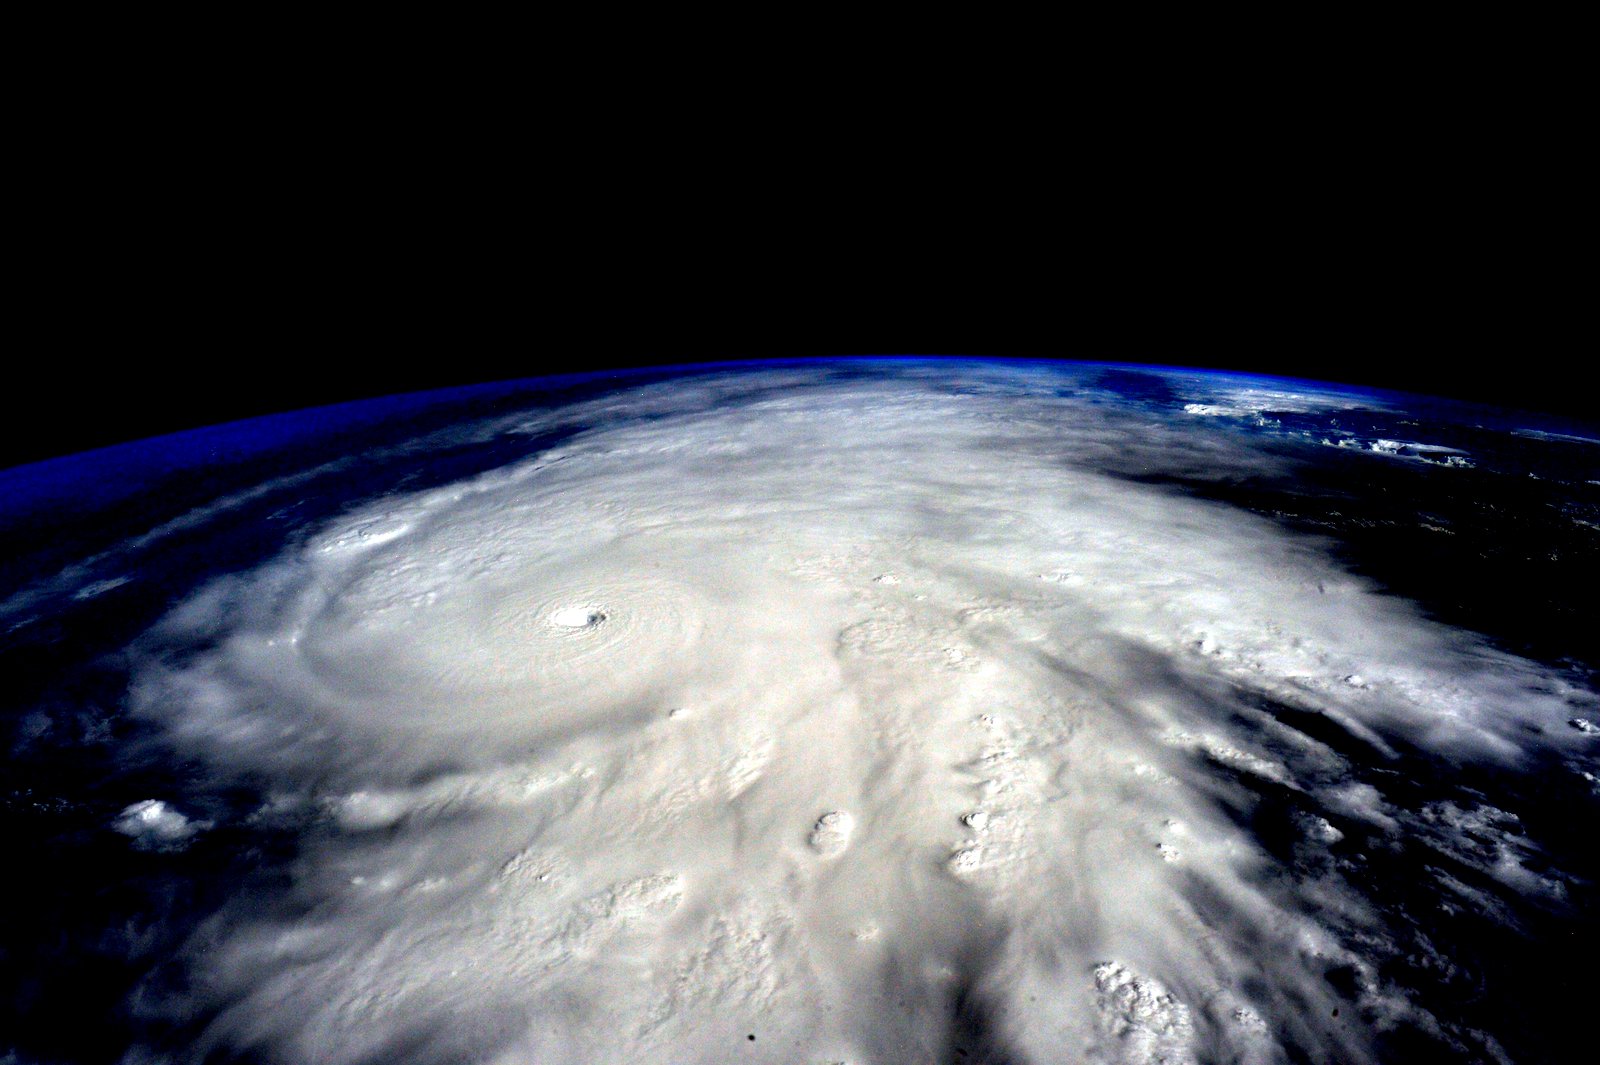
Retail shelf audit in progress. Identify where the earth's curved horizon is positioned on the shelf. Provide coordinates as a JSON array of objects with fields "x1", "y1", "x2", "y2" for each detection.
[{"x1": 2, "y1": 358, "x2": 1596, "y2": 1064}]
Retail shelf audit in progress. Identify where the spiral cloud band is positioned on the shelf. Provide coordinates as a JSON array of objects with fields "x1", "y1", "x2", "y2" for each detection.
[{"x1": 126, "y1": 364, "x2": 1592, "y2": 1064}]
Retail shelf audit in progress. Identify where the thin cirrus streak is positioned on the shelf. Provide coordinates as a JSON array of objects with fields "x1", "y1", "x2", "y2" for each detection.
[{"x1": 122, "y1": 364, "x2": 1592, "y2": 1064}]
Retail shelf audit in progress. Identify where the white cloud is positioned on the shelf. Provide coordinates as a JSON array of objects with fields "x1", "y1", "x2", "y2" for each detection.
[
  {"x1": 123, "y1": 365, "x2": 1589, "y2": 1064},
  {"x1": 112, "y1": 799, "x2": 206, "y2": 849}
]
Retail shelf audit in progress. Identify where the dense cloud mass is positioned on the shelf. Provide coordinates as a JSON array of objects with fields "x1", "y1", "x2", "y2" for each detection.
[{"x1": 107, "y1": 364, "x2": 1594, "y2": 1064}]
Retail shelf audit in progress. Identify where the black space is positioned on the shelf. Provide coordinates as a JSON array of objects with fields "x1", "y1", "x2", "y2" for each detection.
[
  {"x1": 12, "y1": 53, "x2": 1586, "y2": 471},
  {"x1": 8, "y1": 198, "x2": 1586, "y2": 472}
]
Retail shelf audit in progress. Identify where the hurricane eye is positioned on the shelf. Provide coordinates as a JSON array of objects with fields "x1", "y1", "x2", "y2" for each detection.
[{"x1": 549, "y1": 605, "x2": 606, "y2": 629}]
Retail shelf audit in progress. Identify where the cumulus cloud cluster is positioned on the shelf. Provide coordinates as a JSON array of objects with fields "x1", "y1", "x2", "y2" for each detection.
[{"x1": 125, "y1": 364, "x2": 1592, "y2": 1064}]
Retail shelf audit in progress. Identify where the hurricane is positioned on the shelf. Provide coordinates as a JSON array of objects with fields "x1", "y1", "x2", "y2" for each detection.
[{"x1": 5, "y1": 360, "x2": 1596, "y2": 1065}]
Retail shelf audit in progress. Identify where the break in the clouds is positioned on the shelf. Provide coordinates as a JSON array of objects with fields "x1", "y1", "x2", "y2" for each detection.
[{"x1": 121, "y1": 364, "x2": 1593, "y2": 1064}]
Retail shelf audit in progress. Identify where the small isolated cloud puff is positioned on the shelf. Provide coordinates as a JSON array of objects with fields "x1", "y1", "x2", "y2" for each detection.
[{"x1": 112, "y1": 799, "x2": 206, "y2": 849}]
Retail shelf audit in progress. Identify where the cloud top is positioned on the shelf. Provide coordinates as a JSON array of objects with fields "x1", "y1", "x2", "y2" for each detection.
[{"x1": 124, "y1": 364, "x2": 1591, "y2": 1064}]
